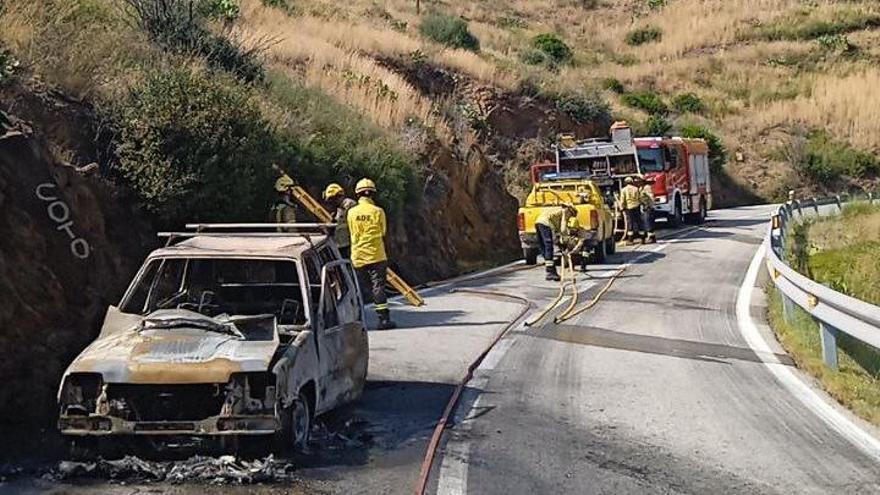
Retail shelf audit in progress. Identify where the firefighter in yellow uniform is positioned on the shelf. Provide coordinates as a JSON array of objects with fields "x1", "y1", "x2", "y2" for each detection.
[
  {"x1": 620, "y1": 176, "x2": 642, "y2": 244},
  {"x1": 535, "y1": 204, "x2": 578, "y2": 281},
  {"x1": 324, "y1": 183, "x2": 358, "y2": 259},
  {"x1": 271, "y1": 175, "x2": 297, "y2": 232},
  {"x1": 347, "y1": 178, "x2": 396, "y2": 330},
  {"x1": 639, "y1": 176, "x2": 656, "y2": 244}
]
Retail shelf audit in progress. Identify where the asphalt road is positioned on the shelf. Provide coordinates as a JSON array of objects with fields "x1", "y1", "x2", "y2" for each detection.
[
  {"x1": 6, "y1": 206, "x2": 880, "y2": 494},
  {"x1": 434, "y1": 206, "x2": 880, "y2": 494}
]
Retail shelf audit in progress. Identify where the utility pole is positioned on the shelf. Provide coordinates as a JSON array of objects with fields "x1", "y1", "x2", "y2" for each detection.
[{"x1": 416, "y1": 0, "x2": 420, "y2": 14}]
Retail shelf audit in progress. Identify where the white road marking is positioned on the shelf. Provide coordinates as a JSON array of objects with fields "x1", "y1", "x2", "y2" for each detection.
[
  {"x1": 437, "y1": 338, "x2": 516, "y2": 495},
  {"x1": 736, "y1": 243, "x2": 880, "y2": 463}
]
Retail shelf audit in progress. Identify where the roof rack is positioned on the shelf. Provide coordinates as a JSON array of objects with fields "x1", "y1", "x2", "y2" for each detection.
[
  {"x1": 158, "y1": 223, "x2": 336, "y2": 246},
  {"x1": 184, "y1": 223, "x2": 335, "y2": 232}
]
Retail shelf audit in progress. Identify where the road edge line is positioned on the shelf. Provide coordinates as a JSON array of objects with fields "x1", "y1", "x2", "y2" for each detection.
[{"x1": 736, "y1": 242, "x2": 880, "y2": 463}]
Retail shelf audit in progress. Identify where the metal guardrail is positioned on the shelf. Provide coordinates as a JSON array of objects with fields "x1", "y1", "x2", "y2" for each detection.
[{"x1": 765, "y1": 194, "x2": 880, "y2": 369}]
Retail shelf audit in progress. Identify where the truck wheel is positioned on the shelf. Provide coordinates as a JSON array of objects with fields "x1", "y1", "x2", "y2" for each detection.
[
  {"x1": 593, "y1": 238, "x2": 608, "y2": 264},
  {"x1": 669, "y1": 197, "x2": 683, "y2": 227},
  {"x1": 698, "y1": 197, "x2": 707, "y2": 223},
  {"x1": 523, "y1": 248, "x2": 539, "y2": 266}
]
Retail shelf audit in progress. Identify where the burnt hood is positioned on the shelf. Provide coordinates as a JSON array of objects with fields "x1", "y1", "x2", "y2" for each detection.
[{"x1": 64, "y1": 309, "x2": 279, "y2": 384}]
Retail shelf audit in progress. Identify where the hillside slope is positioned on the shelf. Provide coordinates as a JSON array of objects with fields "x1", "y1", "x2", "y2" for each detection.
[{"x1": 240, "y1": 0, "x2": 879, "y2": 201}]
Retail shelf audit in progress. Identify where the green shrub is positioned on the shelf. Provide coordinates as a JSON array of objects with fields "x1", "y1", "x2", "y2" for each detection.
[
  {"x1": 756, "y1": 9, "x2": 880, "y2": 41},
  {"x1": 554, "y1": 92, "x2": 612, "y2": 128},
  {"x1": 625, "y1": 26, "x2": 662, "y2": 46},
  {"x1": 113, "y1": 68, "x2": 276, "y2": 226},
  {"x1": 265, "y1": 72, "x2": 417, "y2": 215},
  {"x1": 795, "y1": 131, "x2": 879, "y2": 182},
  {"x1": 816, "y1": 34, "x2": 858, "y2": 54},
  {"x1": 672, "y1": 92, "x2": 705, "y2": 114},
  {"x1": 642, "y1": 115, "x2": 672, "y2": 136},
  {"x1": 200, "y1": 0, "x2": 240, "y2": 22},
  {"x1": 419, "y1": 11, "x2": 480, "y2": 51},
  {"x1": 531, "y1": 33, "x2": 572, "y2": 64},
  {"x1": 121, "y1": 0, "x2": 264, "y2": 81},
  {"x1": 602, "y1": 77, "x2": 625, "y2": 94},
  {"x1": 647, "y1": 0, "x2": 666, "y2": 9},
  {"x1": 620, "y1": 90, "x2": 668, "y2": 115},
  {"x1": 679, "y1": 123, "x2": 726, "y2": 172}
]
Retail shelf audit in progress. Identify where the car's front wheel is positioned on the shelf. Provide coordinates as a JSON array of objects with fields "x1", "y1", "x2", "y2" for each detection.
[{"x1": 276, "y1": 391, "x2": 312, "y2": 455}]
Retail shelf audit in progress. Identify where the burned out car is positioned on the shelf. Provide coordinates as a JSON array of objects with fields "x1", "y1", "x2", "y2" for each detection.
[{"x1": 57, "y1": 226, "x2": 368, "y2": 453}]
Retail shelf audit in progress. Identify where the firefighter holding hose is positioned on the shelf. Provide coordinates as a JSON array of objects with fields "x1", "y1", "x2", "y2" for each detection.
[{"x1": 535, "y1": 204, "x2": 579, "y2": 281}]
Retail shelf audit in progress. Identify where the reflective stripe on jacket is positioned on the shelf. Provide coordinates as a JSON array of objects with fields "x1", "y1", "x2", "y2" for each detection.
[
  {"x1": 334, "y1": 198, "x2": 357, "y2": 248},
  {"x1": 347, "y1": 197, "x2": 388, "y2": 268},
  {"x1": 621, "y1": 184, "x2": 641, "y2": 210}
]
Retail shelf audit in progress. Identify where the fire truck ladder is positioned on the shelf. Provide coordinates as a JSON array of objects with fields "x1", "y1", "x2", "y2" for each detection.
[{"x1": 274, "y1": 167, "x2": 425, "y2": 307}]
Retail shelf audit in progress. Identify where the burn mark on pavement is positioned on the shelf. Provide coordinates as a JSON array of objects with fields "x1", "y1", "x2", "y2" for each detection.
[{"x1": 520, "y1": 323, "x2": 796, "y2": 366}]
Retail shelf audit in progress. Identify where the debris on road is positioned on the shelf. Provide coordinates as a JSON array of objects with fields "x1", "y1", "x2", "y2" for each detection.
[{"x1": 51, "y1": 454, "x2": 299, "y2": 485}]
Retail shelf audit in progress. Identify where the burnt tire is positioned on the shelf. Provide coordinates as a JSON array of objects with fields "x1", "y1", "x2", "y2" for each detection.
[
  {"x1": 524, "y1": 248, "x2": 539, "y2": 266},
  {"x1": 66, "y1": 437, "x2": 99, "y2": 461},
  {"x1": 277, "y1": 391, "x2": 312, "y2": 455}
]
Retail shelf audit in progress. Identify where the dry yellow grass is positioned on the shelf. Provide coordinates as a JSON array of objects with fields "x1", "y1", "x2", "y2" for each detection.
[
  {"x1": 754, "y1": 69, "x2": 880, "y2": 151},
  {"x1": 0, "y1": 0, "x2": 147, "y2": 97}
]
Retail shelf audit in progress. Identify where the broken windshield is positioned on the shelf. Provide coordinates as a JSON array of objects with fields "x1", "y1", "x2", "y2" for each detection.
[{"x1": 121, "y1": 258, "x2": 306, "y2": 326}]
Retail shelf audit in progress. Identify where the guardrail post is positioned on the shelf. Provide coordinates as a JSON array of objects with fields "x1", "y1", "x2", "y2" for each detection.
[
  {"x1": 811, "y1": 197, "x2": 819, "y2": 214},
  {"x1": 835, "y1": 195, "x2": 842, "y2": 211},
  {"x1": 796, "y1": 200, "x2": 803, "y2": 217},
  {"x1": 819, "y1": 321, "x2": 840, "y2": 370}
]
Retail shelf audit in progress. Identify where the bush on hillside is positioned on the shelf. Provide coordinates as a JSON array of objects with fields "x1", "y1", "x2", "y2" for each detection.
[
  {"x1": 532, "y1": 34, "x2": 572, "y2": 64},
  {"x1": 113, "y1": 68, "x2": 276, "y2": 225},
  {"x1": 620, "y1": 90, "x2": 668, "y2": 115},
  {"x1": 756, "y1": 9, "x2": 880, "y2": 41},
  {"x1": 419, "y1": 11, "x2": 480, "y2": 51},
  {"x1": 672, "y1": 92, "x2": 705, "y2": 114},
  {"x1": 795, "y1": 131, "x2": 879, "y2": 182},
  {"x1": 625, "y1": 26, "x2": 662, "y2": 46},
  {"x1": 522, "y1": 34, "x2": 573, "y2": 68},
  {"x1": 641, "y1": 115, "x2": 672, "y2": 136},
  {"x1": 200, "y1": 0, "x2": 240, "y2": 22},
  {"x1": 816, "y1": 34, "x2": 858, "y2": 54},
  {"x1": 602, "y1": 77, "x2": 625, "y2": 94},
  {"x1": 121, "y1": 0, "x2": 264, "y2": 81},
  {"x1": 679, "y1": 123, "x2": 726, "y2": 172},
  {"x1": 265, "y1": 72, "x2": 417, "y2": 215},
  {"x1": 554, "y1": 92, "x2": 612, "y2": 128}
]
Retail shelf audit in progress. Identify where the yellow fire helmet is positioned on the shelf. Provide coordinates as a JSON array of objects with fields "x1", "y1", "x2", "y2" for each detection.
[
  {"x1": 355, "y1": 178, "x2": 377, "y2": 194},
  {"x1": 323, "y1": 183, "x2": 344, "y2": 200},
  {"x1": 275, "y1": 175, "x2": 295, "y2": 192},
  {"x1": 624, "y1": 176, "x2": 634, "y2": 184}
]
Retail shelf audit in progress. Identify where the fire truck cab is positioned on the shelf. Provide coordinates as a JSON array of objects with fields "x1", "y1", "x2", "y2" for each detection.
[{"x1": 634, "y1": 137, "x2": 712, "y2": 226}]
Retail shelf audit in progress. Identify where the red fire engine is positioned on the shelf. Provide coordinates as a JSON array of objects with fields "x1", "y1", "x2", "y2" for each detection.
[{"x1": 634, "y1": 137, "x2": 712, "y2": 225}]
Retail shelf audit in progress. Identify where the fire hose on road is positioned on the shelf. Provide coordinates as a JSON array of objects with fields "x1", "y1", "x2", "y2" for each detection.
[{"x1": 415, "y1": 288, "x2": 533, "y2": 495}]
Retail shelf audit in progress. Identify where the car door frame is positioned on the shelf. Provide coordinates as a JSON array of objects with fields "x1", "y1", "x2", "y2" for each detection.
[{"x1": 315, "y1": 259, "x2": 368, "y2": 413}]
